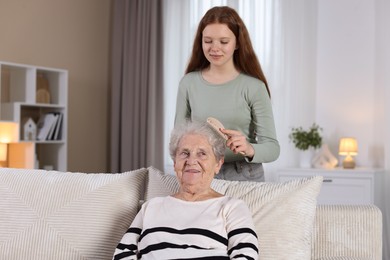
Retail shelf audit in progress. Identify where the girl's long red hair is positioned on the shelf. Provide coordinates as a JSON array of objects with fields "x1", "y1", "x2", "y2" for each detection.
[{"x1": 185, "y1": 6, "x2": 270, "y2": 97}]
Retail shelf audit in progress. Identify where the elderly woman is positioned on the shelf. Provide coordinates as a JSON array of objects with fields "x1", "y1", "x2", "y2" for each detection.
[{"x1": 113, "y1": 121, "x2": 259, "y2": 260}]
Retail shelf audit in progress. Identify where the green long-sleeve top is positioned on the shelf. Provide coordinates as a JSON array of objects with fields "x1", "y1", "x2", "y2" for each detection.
[{"x1": 175, "y1": 71, "x2": 280, "y2": 163}]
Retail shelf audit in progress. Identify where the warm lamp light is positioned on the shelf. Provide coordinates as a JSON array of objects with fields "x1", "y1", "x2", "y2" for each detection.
[
  {"x1": 339, "y1": 137, "x2": 358, "y2": 169},
  {"x1": 0, "y1": 121, "x2": 19, "y2": 143},
  {"x1": 0, "y1": 143, "x2": 7, "y2": 161},
  {"x1": 0, "y1": 121, "x2": 19, "y2": 166}
]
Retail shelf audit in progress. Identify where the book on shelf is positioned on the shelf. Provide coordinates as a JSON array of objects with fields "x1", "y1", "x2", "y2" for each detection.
[
  {"x1": 51, "y1": 113, "x2": 63, "y2": 140},
  {"x1": 46, "y1": 114, "x2": 59, "y2": 140},
  {"x1": 37, "y1": 113, "x2": 56, "y2": 140},
  {"x1": 37, "y1": 112, "x2": 63, "y2": 141}
]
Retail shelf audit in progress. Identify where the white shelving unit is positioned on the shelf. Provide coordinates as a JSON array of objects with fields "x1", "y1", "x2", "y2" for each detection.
[
  {"x1": 275, "y1": 167, "x2": 384, "y2": 206},
  {"x1": 0, "y1": 61, "x2": 67, "y2": 171}
]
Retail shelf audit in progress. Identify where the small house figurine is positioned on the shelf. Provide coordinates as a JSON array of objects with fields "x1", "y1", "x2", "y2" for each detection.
[{"x1": 23, "y1": 117, "x2": 37, "y2": 141}]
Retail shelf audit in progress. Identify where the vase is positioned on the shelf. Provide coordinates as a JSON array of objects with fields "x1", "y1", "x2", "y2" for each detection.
[
  {"x1": 36, "y1": 72, "x2": 51, "y2": 103},
  {"x1": 299, "y1": 148, "x2": 315, "y2": 168}
]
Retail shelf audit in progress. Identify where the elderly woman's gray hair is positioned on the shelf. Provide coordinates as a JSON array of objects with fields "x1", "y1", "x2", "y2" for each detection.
[{"x1": 169, "y1": 120, "x2": 226, "y2": 161}]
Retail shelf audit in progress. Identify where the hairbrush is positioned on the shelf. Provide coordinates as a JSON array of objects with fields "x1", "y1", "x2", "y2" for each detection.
[
  {"x1": 207, "y1": 117, "x2": 228, "y2": 140},
  {"x1": 206, "y1": 117, "x2": 245, "y2": 155}
]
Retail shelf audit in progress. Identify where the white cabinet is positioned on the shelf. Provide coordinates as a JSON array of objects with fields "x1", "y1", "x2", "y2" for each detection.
[
  {"x1": 0, "y1": 61, "x2": 67, "y2": 171},
  {"x1": 275, "y1": 168, "x2": 384, "y2": 205}
]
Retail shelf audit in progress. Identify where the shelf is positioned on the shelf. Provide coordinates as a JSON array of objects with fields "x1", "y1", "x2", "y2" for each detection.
[{"x1": 0, "y1": 61, "x2": 68, "y2": 171}]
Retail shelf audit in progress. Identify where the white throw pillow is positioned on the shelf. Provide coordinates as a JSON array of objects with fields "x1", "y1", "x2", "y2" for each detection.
[
  {"x1": 0, "y1": 167, "x2": 147, "y2": 260},
  {"x1": 145, "y1": 167, "x2": 323, "y2": 260},
  {"x1": 145, "y1": 166, "x2": 231, "y2": 200}
]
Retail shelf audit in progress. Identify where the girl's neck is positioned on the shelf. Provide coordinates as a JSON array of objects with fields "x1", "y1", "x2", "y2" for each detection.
[{"x1": 202, "y1": 65, "x2": 240, "y2": 84}]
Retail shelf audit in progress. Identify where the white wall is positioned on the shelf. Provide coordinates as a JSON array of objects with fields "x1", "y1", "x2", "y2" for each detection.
[
  {"x1": 315, "y1": 0, "x2": 382, "y2": 168},
  {"x1": 376, "y1": 0, "x2": 390, "y2": 258},
  {"x1": 376, "y1": 0, "x2": 390, "y2": 167}
]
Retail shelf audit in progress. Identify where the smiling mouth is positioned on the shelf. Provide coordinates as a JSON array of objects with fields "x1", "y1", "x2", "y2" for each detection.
[{"x1": 185, "y1": 168, "x2": 201, "y2": 174}]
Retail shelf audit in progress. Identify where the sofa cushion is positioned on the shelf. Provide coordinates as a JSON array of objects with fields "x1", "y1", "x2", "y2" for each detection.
[
  {"x1": 312, "y1": 205, "x2": 383, "y2": 260},
  {"x1": 0, "y1": 167, "x2": 147, "y2": 260},
  {"x1": 145, "y1": 167, "x2": 322, "y2": 260}
]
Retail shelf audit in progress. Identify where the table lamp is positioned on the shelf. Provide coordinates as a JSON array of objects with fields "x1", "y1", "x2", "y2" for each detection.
[
  {"x1": 339, "y1": 137, "x2": 358, "y2": 169},
  {"x1": 0, "y1": 121, "x2": 19, "y2": 167}
]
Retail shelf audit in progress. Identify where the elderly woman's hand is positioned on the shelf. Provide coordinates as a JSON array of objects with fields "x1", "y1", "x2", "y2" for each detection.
[{"x1": 220, "y1": 129, "x2": 255, "y2": 159}]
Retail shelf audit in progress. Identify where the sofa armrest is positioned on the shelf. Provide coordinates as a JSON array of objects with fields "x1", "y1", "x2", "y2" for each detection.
[{"x1": 312, "y1": 205, "x2": 382, "y2": 260}]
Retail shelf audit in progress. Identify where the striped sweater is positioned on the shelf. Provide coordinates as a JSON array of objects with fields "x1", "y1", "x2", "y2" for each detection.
[{"x1": 113, "y1": 196, "x2": 259, "y2": 260}]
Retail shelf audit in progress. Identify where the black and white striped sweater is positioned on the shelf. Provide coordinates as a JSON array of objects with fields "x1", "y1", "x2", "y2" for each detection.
[{"x1": 113, "y1": 196, "x2": 259, "y2": 260}]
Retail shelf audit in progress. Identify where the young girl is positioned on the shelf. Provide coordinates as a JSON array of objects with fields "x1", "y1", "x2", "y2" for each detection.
[{"x1": 174, "y1": 6, "x2": 280, "y2": 181}]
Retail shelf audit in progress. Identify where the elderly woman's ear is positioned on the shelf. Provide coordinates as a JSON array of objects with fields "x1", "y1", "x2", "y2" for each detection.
[{"x1": 215, "y1": 158, "x2": 224, "y2": 175}]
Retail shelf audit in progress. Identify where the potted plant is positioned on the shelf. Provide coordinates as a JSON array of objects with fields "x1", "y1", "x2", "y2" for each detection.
[
  {"x1": 289, "y1": 123, "x2": 322, "y2": 151},
  {"x1": 289, "y1": 123, "x2": 323, "y2": 168}
]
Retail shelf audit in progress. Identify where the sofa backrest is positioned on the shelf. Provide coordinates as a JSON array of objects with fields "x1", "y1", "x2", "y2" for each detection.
[{"x1": 1, "y1": 166, "x2": 381, "y2": 260}]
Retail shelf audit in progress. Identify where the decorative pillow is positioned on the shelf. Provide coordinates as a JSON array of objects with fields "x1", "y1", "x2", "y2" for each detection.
[
  {"x1": 0, "y1": 167, "x2": 148, "y2": 260},
  {"x1": 145, "y1": 166, "x2": 231, "y2": 200},
  {"x1": 145, "y1": 166, "x2": 323, "y2": 260}
]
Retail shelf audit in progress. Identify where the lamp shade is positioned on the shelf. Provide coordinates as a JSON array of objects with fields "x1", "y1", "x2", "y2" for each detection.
[
  {"x1": 0, "y1": 121, "x2": 19, "y2": 143},
  {"x1": 339, "y1": 138, "x2": 358, "y2": 155}
]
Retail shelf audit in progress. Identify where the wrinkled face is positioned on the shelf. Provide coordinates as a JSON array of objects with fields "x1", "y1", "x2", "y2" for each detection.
[
  {"x1": 174, "y1": 134, "x2": 223, "y2": 191},
  {"x1": 202, "y1": 23, "x2": 237, "y2": 68}
]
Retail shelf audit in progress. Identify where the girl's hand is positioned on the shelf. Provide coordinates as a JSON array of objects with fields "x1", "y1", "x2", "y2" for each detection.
[{"x1": 220, "y1": 129, "x2": 255, "y2": 159}]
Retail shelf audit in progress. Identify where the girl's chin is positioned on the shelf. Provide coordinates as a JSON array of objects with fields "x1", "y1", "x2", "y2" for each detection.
[{"x1": 208, "y1": 57, "x2": 222, "y2": 62}]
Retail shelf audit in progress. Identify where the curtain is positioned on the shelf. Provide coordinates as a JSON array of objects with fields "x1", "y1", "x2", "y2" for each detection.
[
  {"x1": 249, "y1": 0, "x2": 318, "y2": 173},
  {"x1": 237, "y1": 0, "x2": 317, "y2": 174},
  {"x1": 110, "y1": 0, "x2": 164, "y2": 172}
]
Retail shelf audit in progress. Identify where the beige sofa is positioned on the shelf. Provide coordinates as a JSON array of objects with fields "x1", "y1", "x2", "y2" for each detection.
[{"x1": 0, "y1": 166, "x2": 382, "y2": 260}]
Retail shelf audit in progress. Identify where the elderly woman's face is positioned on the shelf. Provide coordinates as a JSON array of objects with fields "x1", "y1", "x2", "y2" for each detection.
[{"x1": 174, "y1": 133, "x2": 223, "y2": 190}]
